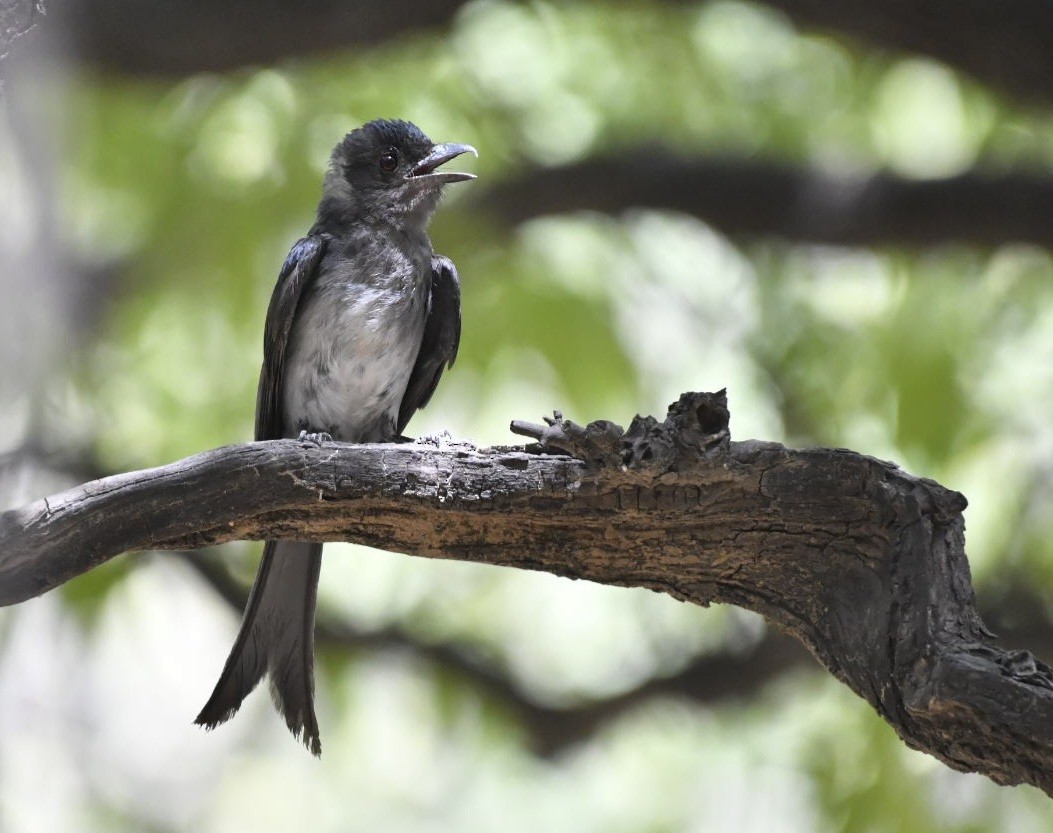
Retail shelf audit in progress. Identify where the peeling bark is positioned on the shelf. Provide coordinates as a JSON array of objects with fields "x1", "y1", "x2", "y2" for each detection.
[{"x1": 1, "y1": 392, "x2": 1051, "y2": 794}]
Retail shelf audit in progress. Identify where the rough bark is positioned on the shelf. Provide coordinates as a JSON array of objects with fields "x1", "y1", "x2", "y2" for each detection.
[
  {"x1": 480, "y1": 153, "x2": 1053, "y2": 248},
  {"x1": 0, "y1": 0, "x2": 42, "y2": 66},
  {"x1": 1, "y1": 392, "x2": 1052, "y2": 794}
]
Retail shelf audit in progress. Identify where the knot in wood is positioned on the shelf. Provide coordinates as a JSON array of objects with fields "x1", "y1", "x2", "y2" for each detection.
[{"x1": 510, "y1": 390, "x2": 731, "y2": 472}]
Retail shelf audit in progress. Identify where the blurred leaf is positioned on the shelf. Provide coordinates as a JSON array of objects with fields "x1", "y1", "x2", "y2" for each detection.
[{"x1": 58, "y1": 555, "x2": 135, "y2": 624}]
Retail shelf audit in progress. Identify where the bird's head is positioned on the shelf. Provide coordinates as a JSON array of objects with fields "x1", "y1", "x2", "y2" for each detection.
[{"x1": 317, "y1": 119, "x2": 476, "y2": 232}]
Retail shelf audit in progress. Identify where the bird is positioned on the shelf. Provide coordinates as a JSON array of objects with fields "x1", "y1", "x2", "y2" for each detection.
[{"x1": 194, "y1": 119, "x2": 476, "y2": 755}]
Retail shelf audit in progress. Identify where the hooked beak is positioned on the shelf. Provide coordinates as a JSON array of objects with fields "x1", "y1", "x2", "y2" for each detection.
[{"x1": 408, "y1": 142, "x2": 478, "y2": 184}]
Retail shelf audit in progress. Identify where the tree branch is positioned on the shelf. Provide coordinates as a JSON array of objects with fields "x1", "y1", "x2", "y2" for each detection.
[
  {"x1": 2, "y1": 391, "x2": 1052, "y2": 794},
  {"x1": 480, "y1": 152, "x2": 1053, "y2": 247}
]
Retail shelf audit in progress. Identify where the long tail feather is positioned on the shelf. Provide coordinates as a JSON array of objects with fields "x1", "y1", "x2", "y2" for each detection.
[{"x1": 195, "y1": 540, "x2": 324, "y2": 755}]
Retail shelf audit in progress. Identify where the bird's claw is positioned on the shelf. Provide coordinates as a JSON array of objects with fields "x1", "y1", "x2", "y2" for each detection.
[{"x1": 297, "y1": 430, "x2": 332, "y2": 447}]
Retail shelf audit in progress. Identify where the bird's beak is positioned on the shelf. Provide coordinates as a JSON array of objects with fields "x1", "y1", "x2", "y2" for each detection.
[{"x1": 408, "y1": 143, "x2": 478, "y2": 184}]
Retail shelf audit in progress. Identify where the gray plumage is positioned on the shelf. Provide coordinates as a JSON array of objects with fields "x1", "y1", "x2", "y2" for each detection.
[{"x1": 195, "y1": 119, "x2": 474, "y2": 755}]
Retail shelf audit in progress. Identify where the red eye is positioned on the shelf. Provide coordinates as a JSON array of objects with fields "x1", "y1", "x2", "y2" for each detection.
[{"x1": 378, "y1": 150, "x2": 399, "y2": 173}]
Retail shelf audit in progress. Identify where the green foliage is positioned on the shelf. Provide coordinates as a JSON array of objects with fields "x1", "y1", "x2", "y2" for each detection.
[{"x1": 58, "y1": 555, "x2": 136, "y2": 624}]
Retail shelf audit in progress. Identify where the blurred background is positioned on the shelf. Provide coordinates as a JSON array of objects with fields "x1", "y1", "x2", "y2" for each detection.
[{"x1": 3, "y1": 0, "x2": 1053, "y2": 830}]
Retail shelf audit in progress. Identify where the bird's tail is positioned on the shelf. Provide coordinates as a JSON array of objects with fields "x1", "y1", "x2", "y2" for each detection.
[{"x1": 195, "y1": 540, "x2": 324, "y2": 755}]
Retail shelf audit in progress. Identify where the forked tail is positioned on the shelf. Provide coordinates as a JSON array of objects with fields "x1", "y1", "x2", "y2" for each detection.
[{"x1": 195, "y1": 540, "x2": 324, "y2": 755}]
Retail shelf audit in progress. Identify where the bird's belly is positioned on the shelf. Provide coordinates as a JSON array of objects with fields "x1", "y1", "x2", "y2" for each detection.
[{"x1": 281, "y1": 288, "x2": 425, "y2": 442}]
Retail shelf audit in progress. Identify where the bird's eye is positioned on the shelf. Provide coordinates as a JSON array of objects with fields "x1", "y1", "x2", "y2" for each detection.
[{"x1": 378, "y1": 150, "x2": 399, "y2": 173}]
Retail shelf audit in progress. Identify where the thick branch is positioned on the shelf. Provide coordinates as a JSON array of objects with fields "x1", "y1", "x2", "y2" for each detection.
[
  {"x1": 481, "y1": 153, "x2": 1053, "y2": 247},
  {"x1": 2, "y1": 393, "x2": 1052, "y2": 794}
]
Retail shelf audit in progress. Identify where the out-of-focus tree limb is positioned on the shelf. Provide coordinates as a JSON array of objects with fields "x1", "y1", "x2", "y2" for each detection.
[
  {"x1": 2, "y1": 391, "x2": 1053, "y2": 793},
  {"x1": 54, "y1": 0, "x2": 465, "y2": 75},
  {"x1": 750, "y1": 0, "x2": 1053, "y2": 106},
  {"x1": 40, "y1": 0, "x2": 1053, "y2": 105},
  {"x1": 183, "y1": 550, "x2": 812, "y2": 756},
  {"x1": 186, "y1": 546, "x2": 1053, "y2": 756},
  {"x1": 480, "y1": 152, "x2": 1053, "y2": 247}
]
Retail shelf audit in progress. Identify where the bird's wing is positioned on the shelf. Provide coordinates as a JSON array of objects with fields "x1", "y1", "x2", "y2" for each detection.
[
  {"x1": 255, "y1": 234, "x2": 330, "y2": 441},
  {"x1": 397, "y1": 254, "x2": 462, "y2": 435}
]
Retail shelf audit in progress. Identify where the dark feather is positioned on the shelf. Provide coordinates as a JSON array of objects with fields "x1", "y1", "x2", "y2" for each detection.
[
  {"x1": 255, "y1": 234, "x2": 330, "y2": 441},
  {"x1": 196, "y1": 234, "x2": 329, "y2": 755},
  {"x1": 195, "y1": 541, "x2": 323, "y2": 756},
  {"x1": 397, "y1": 254, "x2": 462, "y2": 434}
]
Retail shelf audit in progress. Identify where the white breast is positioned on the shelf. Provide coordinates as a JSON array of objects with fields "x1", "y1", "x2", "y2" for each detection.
[{"x1": 281, "y1": 257, "x2": 429, "y2": 442}]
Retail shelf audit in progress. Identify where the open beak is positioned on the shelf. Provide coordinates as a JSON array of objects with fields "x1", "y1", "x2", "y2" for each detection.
[{"x1": 408, "y1": 142, "x2": 478, "y2": 184}]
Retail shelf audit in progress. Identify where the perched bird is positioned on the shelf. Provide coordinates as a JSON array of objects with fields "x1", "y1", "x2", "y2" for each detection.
[{"x1": 195, "y1": 119, "x2": 476, "y2": 755}]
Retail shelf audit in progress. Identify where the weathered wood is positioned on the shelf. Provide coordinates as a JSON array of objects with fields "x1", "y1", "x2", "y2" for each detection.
[{"x1": 1, "y1": 392, "x2": 1051, "y2": 795}]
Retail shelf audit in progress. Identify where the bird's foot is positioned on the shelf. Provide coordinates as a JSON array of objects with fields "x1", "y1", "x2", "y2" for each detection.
[
  {"x1": 297, "y1": 429, "x2": 332, "y2": 447},
  {"x1": 412, "y1": 430, "x2": 455, "y2": 447}
]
